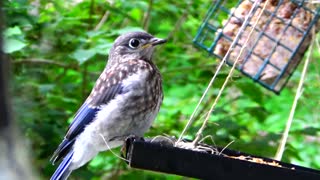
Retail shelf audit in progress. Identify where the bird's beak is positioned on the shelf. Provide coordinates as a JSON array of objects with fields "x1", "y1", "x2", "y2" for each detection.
[{"x1": 149, "y1": 38, "x2": 167, "y2": 46}]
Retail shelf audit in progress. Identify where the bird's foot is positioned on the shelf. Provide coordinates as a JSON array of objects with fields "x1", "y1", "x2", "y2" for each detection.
[
  {"x1": 121, "y1": 135, "x2": 144, "y2": 161},
  {"x1": 126, "y1": 134, "x2": 144, "y2": 143}
]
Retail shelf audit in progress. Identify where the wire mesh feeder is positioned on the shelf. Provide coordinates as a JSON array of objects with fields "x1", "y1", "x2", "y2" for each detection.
[{"x1": 193, "y1": 0, "x2": 320, "y2": 93}]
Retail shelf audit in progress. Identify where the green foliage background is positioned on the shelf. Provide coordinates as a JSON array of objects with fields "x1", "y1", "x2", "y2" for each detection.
[{"x1": 3, "y1": 0, "x2": 320, "y2": 179}]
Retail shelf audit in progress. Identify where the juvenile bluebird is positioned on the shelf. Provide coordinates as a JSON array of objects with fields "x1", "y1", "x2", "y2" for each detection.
[{"x1": 50, "y1": 31, "x2": 166, "y2": 180}]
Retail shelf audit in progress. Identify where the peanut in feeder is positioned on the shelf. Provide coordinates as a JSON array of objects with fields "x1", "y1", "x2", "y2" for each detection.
[{"x1": 193, "y1": 0, "x2": 320, "y2": 93}]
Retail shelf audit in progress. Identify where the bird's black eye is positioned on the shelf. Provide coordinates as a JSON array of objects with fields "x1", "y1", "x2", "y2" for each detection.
[{"x1": 128, "y1": 38, "x2": 140, "y2": 49}]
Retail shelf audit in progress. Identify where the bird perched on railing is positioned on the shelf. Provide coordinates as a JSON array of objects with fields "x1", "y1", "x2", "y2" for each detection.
[{"x1": 50, "y1": 31, "x2": 166, "y2": 180}]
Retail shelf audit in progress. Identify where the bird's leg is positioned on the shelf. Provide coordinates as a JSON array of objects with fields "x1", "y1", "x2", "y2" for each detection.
[{"x1": 120, "y1": 135, "x2": 144, "y2": 161}]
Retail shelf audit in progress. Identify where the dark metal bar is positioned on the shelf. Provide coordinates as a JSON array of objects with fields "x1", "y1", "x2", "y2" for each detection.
[{"x1": 125, "y1": 139, "x2": 320, "y2": 180}]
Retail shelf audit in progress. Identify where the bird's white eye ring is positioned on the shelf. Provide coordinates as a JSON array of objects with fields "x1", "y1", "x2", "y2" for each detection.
[{"x1": 128, "y1": 38, "x2": 140, "y2": 49}]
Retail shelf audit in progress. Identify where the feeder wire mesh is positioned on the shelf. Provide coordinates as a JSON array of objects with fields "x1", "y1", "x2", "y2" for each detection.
[{"x1": 193, "y1": 0, "x2": 320, "y2": 93}]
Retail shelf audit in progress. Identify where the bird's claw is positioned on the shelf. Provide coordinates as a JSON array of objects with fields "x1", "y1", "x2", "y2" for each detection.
[
  {"x1": 126, "y1": 134, "x2": 144, "y2": 143},
  {"x1": 121, "y1": 135, "x2": 144, "y2": 161}
]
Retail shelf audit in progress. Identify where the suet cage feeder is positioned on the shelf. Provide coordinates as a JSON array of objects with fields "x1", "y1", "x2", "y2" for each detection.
[{"x1": 193, "y1": 0, "x2": 320, "y2": 93}]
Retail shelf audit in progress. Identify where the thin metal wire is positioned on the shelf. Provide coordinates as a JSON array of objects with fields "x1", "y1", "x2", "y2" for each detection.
[
  {"x1": 192, "y1": 0, "x2": 270, "y2": 146},
  {"x1": 176, "y1": 0, "x2": 262, "y2": 146},
  {"x1": 99, "y1": 133, "x2": 129, "y2": 162},
  {"x1": 274, "y1": 28, "x2": 315, "y2": 161},
  {"x1": 176, "y1": 57, "x2": 223, "y2": 144}
]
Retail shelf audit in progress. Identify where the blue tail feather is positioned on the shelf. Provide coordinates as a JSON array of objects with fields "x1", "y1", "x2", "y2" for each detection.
[
  {"x1": 50, "y1": 138, "x2": 75, "y2": 164},
  {"x1": 51, "y1": 151, "x2": 74, "y2": 180}
]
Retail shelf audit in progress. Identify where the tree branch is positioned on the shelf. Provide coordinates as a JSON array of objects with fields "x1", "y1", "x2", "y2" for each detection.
[
  {"x1": 94, "y1": 1, "x2": 114, "y2": 31},
  {"x1": 163, "y1": 64, "x2": 216, "y2": 74},
  {"x1": 166, "y1": 1, "x2": 193, "y2": 41},
  {"x1": 143, "y1": 0, "x2": 153, "y2": 31},
  {"x1": 13, "y1": 59, "x2": 79, "y2": 70}
]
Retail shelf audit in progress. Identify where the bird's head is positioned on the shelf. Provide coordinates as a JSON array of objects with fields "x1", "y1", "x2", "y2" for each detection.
[{"x1": 108, "y1": 31, "x2": 167, "y2": 67}]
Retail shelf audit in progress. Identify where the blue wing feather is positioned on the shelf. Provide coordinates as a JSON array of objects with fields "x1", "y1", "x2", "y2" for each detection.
[
  {"x1": 66, "y1": 83, "x2": 124, "y2": 140},
  {"x1": 66, "y1": 103, "x2": 99, "y2": 140},
  {"x1": 51, "y1": 81, "x2": 125, "y2": 164},
  {"x1": 51, "y1": 103, "x2": 98, "y2": 163}
]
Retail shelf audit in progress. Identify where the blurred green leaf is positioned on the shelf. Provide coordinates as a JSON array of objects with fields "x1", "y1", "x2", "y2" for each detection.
[
  {"x1": 72, "y1": 49, "x2": 97, "y2": 64},
  {"x1": 297, "y1": 127, "x2": 320, "y2": 136},
  {"x1": 38, "y1": 84, "x2": 55, "y2": 94},
  {"x1": 112, "y1": 26, "x2": 145, "y2": 35},
  {"x1": 4, "y1": 26, "x2": 23, "y2": 36},
  {"x1": 3, "y1": 38, "x2": 27, "y2": 53},
  {"x1": 94, "y1": 42, "x2": 113, "y2": 55},
  {"x1": 3, "y1": 26, "x2": 28, "y2": 53},
  {"x1": 245, "y1": 106, "x2": 268, "y2": 121},
  {"x1": 236, "y1": 81, "x2": 264, "y2": 105}
]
